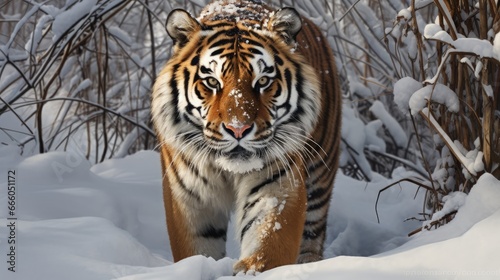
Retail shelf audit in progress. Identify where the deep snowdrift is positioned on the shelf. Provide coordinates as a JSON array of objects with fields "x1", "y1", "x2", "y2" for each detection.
[{"x1": 1, "y1": 146, "x2": 499, "y2": 279}]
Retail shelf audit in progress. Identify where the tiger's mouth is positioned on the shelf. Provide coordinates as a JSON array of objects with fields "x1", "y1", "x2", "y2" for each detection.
[
  {"x1": 224, "y1": 146, "x2": 254, "y2": 160},
  {"x1": 216, "y1": 145, "x2": 264, "y2": 173}
]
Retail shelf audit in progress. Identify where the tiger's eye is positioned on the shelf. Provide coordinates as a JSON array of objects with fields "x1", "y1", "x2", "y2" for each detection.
[
  {"x1": 257, "y1": 76, "x2": 269, "y2": 87},
  {"x1": 206, "y1": 77, "x2": 219, "y2": 89}
]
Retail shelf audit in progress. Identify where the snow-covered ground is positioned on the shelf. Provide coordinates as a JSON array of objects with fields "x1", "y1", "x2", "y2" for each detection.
[{"x1": 0, "y1": 146, "x2": 499, "y2": 279}]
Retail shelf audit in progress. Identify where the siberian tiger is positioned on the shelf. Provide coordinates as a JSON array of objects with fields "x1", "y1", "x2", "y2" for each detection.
[{"x1": 151, "y1": 0, "x2": 341, "y2": 274}]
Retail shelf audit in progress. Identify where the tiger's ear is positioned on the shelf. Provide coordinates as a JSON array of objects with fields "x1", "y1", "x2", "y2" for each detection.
[
  {"x1": 268, "y1": 8, "x2": 302, "y2": 45},
  {"x1": 166, "y1": 9, "x2": 201, "y2": 47}
]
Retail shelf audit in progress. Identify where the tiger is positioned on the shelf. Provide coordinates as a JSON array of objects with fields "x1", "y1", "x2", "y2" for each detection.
[{"x1": 151, "y1": 0, "x2": 341, "y2": 274}]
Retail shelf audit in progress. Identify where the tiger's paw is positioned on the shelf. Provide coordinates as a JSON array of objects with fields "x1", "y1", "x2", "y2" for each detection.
[{"x1": 233, "y1": 256, "x2": 265, "y2": 276}]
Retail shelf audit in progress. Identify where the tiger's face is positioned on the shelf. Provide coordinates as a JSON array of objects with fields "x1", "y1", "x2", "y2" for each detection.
[{"x1": 152, "y1": 8, "x2": 320, "y2": 173}]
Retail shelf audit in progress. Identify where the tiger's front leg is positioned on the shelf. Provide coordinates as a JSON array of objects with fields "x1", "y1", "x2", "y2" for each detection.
[
  {"x1": 234, "y1": 163, "x2": 307, "y2": 274},
  {"x1": 160, "y1": 145, "x2": 231, "y2": 261}
]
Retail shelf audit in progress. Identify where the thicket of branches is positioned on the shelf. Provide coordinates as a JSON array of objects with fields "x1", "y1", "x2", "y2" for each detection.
[
  {"x1": 1, "y1": 0, "x2": 499, "y2": 224},
  {"x1": 336, "y1": 0, "x2": 500, "y2": 224},
  {"x1": 1, "y1": 0, "x2": 173, "y2": 161}
]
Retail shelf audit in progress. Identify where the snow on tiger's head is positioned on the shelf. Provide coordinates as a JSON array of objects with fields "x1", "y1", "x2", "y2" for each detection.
[{"x1": 151, "y1": 2, "x2": 321, "y2": 173}]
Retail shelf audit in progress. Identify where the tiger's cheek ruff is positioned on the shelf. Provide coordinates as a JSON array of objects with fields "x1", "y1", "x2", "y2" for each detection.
[{"x1": 152, "y1": 68, "x2": 186, "y2": 145}]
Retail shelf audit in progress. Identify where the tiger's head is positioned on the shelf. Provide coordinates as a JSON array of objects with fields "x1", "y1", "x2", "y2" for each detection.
[{"x1": 152, "y1": 2, "x2": 321, "y2": 173}]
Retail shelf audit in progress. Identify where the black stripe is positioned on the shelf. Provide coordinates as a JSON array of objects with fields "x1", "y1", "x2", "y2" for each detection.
[
  {"x1": 272, "y1": 68, "x2": 294, "y2": 123},
  {"x1": 247, "y1": 47, "x2": 263, "y2": 55},
  {"x1": 206, "y1": 29, "x2": 231, "y2": 45},
  {"x1": 277, "y1": 103, "x2": 291, "y2": 114},
  {"x1": 240, "y1": 217, "x2": 256, "y2": 241},
  {"x1": 243, "y1": 199, "x2": 258, "y2": 213},
  {"x1": 182, "y1": 113, "x2": 203, "y2": 130},
  {"x1": 210, "y1": 48, "x2": 224, "y2": 56},
  {"x1": 242, "y1": 38, "x2": 264, "y2": 48},
  {"x1": 225, "y1": 27, "x2": 239, "y2": 36},
  {"x1": 180, "y1": 132, "x2": 197, "y2": 142},
  {"x1": 190, "y1": 55, "x2": 199, "y2": 66},
  {"x1": 263, "y1": 66, "x2": 274, "y2": 74},
  {"x1": 183, "y1": 67, "x2": 191, "y2": 102},
  {"x1": 274, "y1": 54, "x2": 284, "y2": 66},
  {"x1": 221, "y1": 52, "x2": 235, "y2": 60},
  {"x1": 164, "y1": 151, "x2": 201, "y2": 202},
  {"x1": 307, "y1": 194, "x2": 330, "y2": 211},
  {"x1": 194, "y1": 87, "x2": 204, "y2": 101},
  {"x1": 200, "y1": 66, "x2": 212, "y2": 74},
  {"x1": 249, "y1": 167, "x2": 288, "y2": 196},
  {"x1": 222, "y1": 61, "x2": 233, "y2": 76},
  {"x1": 303, "y1": 230, "x2": 318, "y2": 239},
  {"x1": 303, "y1": 228, "x2": 326, "y2": 240},
  {"x1": 289, "y1": 66, "x2": 308, "y2": 122},
  {"x1": 290, "y1": 103, "x2": 305, "y2": 121},
  {"x1": 247, "y1": 63, "x2": 253, "y2": 73},
  {"x1": 307, "y1": 172, "x2": 323, "y2": 187},
  {"x1": 307, "y1": 158, "x2": 329, "y2": 175},
  {"x1": 173, "y1": 171, "x2": 201, "y2": 202},
  {"x1": 302, "y1": 221, "x2": 327, "y2": 240},
  {"x1": 307, "y1": 186, "x2": 330, "y2": 200},
  {"x1": 284, "y1": 68, "x2": 292, "y2": 88},
  {"x1": 209, "y1": 38, "x2": 234, "y2": 49},
  {"x1": 284, "y1": 68, "x2": 293, "y2": 106},
  {"x1": 241, "y1": 198, "x2": 259, "y2": 221},
  {"x1": 200, "y1": 225, "x2": 227, "y2": 240},
  {"x1": 180, "y1": 153, "x2": 209, "y2": 187},
  {"x1": 170, "y1": 64, "x2": 181, "y2": 124},
  {"x1": 304, "y1": 218, "x2": 326, "y2": 227}
]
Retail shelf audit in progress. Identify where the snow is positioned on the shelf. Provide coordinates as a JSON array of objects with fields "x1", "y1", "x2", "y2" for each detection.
[
  {"x1": 364, "y1": 120, "x2": 386, "y2": 152},
  {"x1": 52, "y1": 0, "x2": 98, "y2": 41},
  {"x1": 1, "y1": 145, "x2": 499, "y2": 279},
  {"x1": 424, "y1": 23, "x2": 500, "y2": 61},
  {"x1": 424, "y1": 24, "x2": 452, "y2": 44},
  {"x1": 25, "y1": 14, "x2": 53, "y2": 53},
  {"x1": 108, "y1": 26, "x2": 133, "y2": 46},
  {"x1": 409, "y1": 83, "x2": 459, "y2": 115},
  {"x1": 421, "y1": 108, "x2": 481, "y2": 177},
  {"x1": 397, "y1": 8, "x2": 411, "y2": 21},
  {"x1": 369, "y1": 101, "x2": 408, "y2": 148},
  {"x1": 198, "y1": 0, "x2": 272, "y2": 25},
  {"x1": 393, "y1": 77, "x2": 422, "y2": 114},
  {"x1": 424, "y1": 191, "x2": 467, "y2": 227},
  {"x1": 340, "y1": 104, "x2": 373, "y2": 180},
  {"x1": 74, "y1": 79, "x2": 92, "y2": 95}
]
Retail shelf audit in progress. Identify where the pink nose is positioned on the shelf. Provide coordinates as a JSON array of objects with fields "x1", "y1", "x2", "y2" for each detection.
[{"x1": 223, "y1": 123, "x2": 252, "y2": 139}]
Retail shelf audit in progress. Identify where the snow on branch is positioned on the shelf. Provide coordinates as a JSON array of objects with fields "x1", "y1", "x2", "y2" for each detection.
[
  {"x1": 409, "y1": 83, "x2": 459, "y2": 115},
  {"x1": 424, "y1": 23, "x2": 500, "y2": 62},
  {"x1": 421, "y1": 108, "x2": 483, "y2": 177},
  {"x1": 369, "y1": 101, "x2": 408, "y2": 148}
]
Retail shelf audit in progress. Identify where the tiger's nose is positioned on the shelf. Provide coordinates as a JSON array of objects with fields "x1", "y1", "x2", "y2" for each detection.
[{"x1": 222, "y1": 123, "x2": 253, "y2": 139}]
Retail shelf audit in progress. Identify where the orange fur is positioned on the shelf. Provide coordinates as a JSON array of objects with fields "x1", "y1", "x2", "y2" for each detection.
[
  {"x1": 234, "y1": 159, "x2": 307, "y2": 272},
  {"x1": 159, "y1": 141, "x2": 195, "y2": 261}
]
